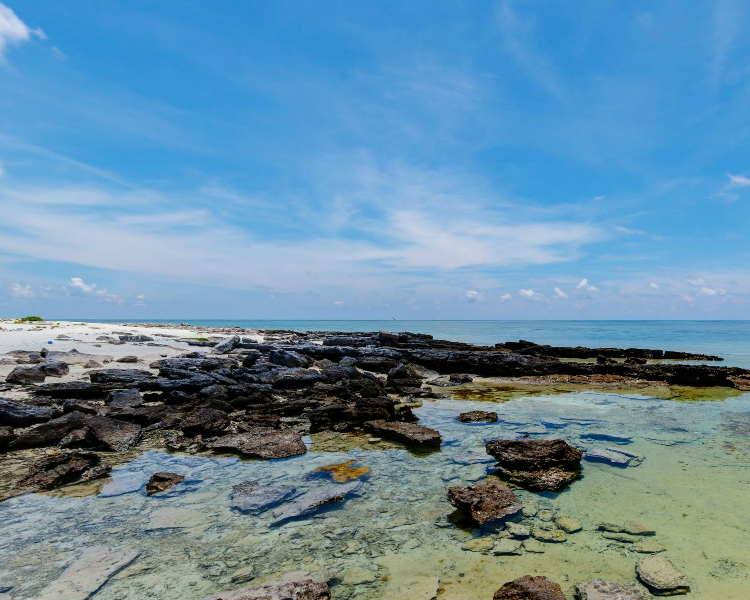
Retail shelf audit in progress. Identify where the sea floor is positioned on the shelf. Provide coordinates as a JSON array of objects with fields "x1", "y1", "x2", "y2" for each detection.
[{"x1": 2, "y1": 386, "x2": 750, "y2": 599}]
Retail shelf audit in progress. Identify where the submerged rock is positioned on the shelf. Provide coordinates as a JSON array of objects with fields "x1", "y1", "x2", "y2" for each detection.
[
  {"x1": 581, "y1": 432, "x2": 633, "y2": 444},
  {"x1": 600, "y1": 521, "x2": 655, "y2": 536},
  {"x1": 200, "y1": 579, "x2": 330, "y2": 600},
  {"x1": 231, "y1": 482, "x2": 297, "y2": 514},
  {"x1": 364, "y1": 420, "x2": 442, "y2": 447},
  {"x1": 212, "y1": 430, "x2": 307, "y2": 459},
  {"x1": 456, "y1": 410, "x2": 498, "y2": 423},
  {"x1": 446, "y1": 479, "x2": 523, "y2": 525},
  {"x1": 485, "y1": 438, "x2": 583, "y2": 491},
  {"x1": 146, "y1": 472, "x2": 186, "y2": 495},
  {"x1": 493, "y1": 575, "x2": 566, "y2": 600},
  {"x1": 9, "y1": 451, "x2": 110, "y2": 497},
  {"x1": 636, "y1": 556, "x2": 690, "y2": 595},
  {"x1": 585, "y1": 447, "x2": 643, "y2": 467},
  {"x1": 575, "y1": 580, "x2": 650, "y2": 600},
  {"x1": 271, "y1": 481, "x2": 361, "y2": 526}
]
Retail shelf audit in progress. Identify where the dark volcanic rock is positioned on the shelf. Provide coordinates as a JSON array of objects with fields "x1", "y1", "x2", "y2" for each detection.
[
  {"x1": 450, "y1": 373, "x2": 473, "y2": 383},
  {"x1": 271, "y1": 481, "x2": 361, "y2": 526},
  {"x1": 0, "y1": 398, "x2": 57, "y2": 426},
  {"x1": 457, "y1": 410, "x2": 498, "y2": 423},
  {"x1": 119, "y1": 334, "x2": 154, "y2": 342},
  {"x1": 212, "y1": 335, "x2": 241, "y2": 354},
  {"x1": 37, "y1": 360, "x2": 70, "y2": 377},
  {"x1": 106, "y1": 388, "x2": 144, "y2": 408},
  {"x1": 11, "y1": 451, "x2": 111, "y2": 496},
  {"x1": 231, "y1": 481, "x2": 297, "y2": 514},
  {"x1": 10, "y1": 411, "x2": 88, "y2": 450},
  {"x1": 267, "y1": 368, "x2": 324, "y2": 389},
  {"x1": 89, "y1": 369, "x2": 153, "y2": 386},
  {"x1": 212, "y1": 430, "x2": 307, "y2": 459},
  {"x1": 146, "y1": 472, "x2": 186, "y2": 495},
  {"x1": 180, "y1": 408, "x2": 230, "y2": 437},
  {"x1": 268, "y1": 349, "x2": 313, "y2": 368},
  {"x1": 485, "y1": 438, "x2": 583, "y2": 491},
  {"x1": 447, "y1": 479, "x2": 523, "y2": 524},
  {"x1": 87, "y1": 416, "x2": 142, "y2": 451},
  {"x1": 6, "y1": 365, "x2": 46, "y2": 384},
  {"x1": 364, "y1": 420, "x2": 441, "y2": 447},
  {"x1": 200, "y1": 579, "x2": 330, "y2": 600},
  {"x1": 34, "y1": 381, "x2": 112, "y2": 398},
  {"x1": 0, "y1": 426, "x2": 14, "y2": 450},
  {"x1": 493, "y1": 575, "x2": 567, "y2": 600}
]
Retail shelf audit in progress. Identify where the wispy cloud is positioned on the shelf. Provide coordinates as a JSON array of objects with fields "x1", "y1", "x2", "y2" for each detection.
[
  {"x1": 10, "y1": 282, "x2": 34, "y2": 298},
  {"x1": 727, "y1": 173, "x2": 750, "y2": 187},
  {"x1": 0, "y1": 3, "x2": 44, "y2": 64},
  {"x1": 553, "y1": 287, "x2": 568, "y2": 298},
  {"x1": 576, "y1": 278, "x2": 598, "y2": 292},
  {"x1": 69, "y1": 277, "x2": 121, "y2": 303}
]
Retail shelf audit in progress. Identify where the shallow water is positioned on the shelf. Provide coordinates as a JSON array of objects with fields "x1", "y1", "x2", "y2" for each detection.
[{"x1": 2, "y1": 387, "x2": 750, "y2": 599}]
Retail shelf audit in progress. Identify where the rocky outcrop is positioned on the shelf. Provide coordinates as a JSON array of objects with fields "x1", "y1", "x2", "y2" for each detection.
[
  {"x1": 485, "y1": 438, "x2": 583, "y2": 491},
  {"x1": 87, "y1": 416, "x2": 142, "y2": 451},
  {"x1": 636, "y1": 556, "x2": 689, "y2": 595},
  {"x1": 446, "y1": 479, "x2": 523, "y2": 524},
  {"x1": 6, "y1": 365, "x2": 47, "y2": 384},
  {"x1": 493, "y1": 575, "x2": 566, "y2": 600},
  {"x1": 200, "y1": 579, "x2": 330, "y2": 600},
  {"x1": 10, "y1": 451, "x2": 111, "y2": 496},
  {"x1": 212, "y1": 431, "x2": 307, "y2": 459},
  {"x1": 364, "y1": 420, "x2": 441, "y2": 447},
  {"x1": 0, "y1": 398, "x2": 58, "y2": 426},
  {"x1": 146, "y1": 472, "x2": 186, "y2": 495},
  {"x1": 575, "y1": 580, "x2": 649, "y2": 600},
  {"x1": 456, "y1": 410, "x2": 498, "y2": 423}
]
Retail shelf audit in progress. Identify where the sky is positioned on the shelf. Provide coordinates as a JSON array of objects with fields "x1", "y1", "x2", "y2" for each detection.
[{"x1": 1, "y1": 0, "x2": 750, "y2": 320}]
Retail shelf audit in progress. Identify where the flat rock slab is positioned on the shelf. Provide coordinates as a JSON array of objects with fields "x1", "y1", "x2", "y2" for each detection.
[
  {"x1": 200, "y1": 579, "x2": 330, "y2": 600},
  {"x1": 99, "y1": 472, "x2": 148, "y2": 497},
  {"x1": 147, "y1": 507, "x2": 203, "y2": 530},
  {"x1": 581, "y1": 432, "x2": 633, "y2": 444},
  {"x1": 493, "y1": 575, "x2": 566, "y2": 600},
  {"x1": 87, "y1": 416, "x2": 142, "y2": 451},
  {"x1": 383, "y1": 576, "x2": 440, "y2": 600},
  {"x1": 446, "y1": 479, "x2": 522, "y2": 524},
  {"x1": 212, "y1": 431, "x2": 307, "y2": 459},
  {"x1": 575, "y1": 580, "x2": 650, "y2": 600},
  {"x1": 636, "y1": 556, "x2": 690, "y2": 595},
  {"x1": 231, "y1": 482, "x2": 297, "y2": 514},
  {"x1": 37, "y1": 546, "x2": 139, "y2": 600},
  {"x1": 456, "y1": 411, "x2": 498, "y2": 423},
  {"x1": 0, "y1": 397, "x2": 57, "y2": 426},
  {"x1": 364, "y1": 420, "x2": 441, "y2": 447},
  {"x1": 585, "y1": 447, "x2": 643, "y2": 467},
  {"x1": 271, "y1": 481, "x2": 360, "y2": 526}
]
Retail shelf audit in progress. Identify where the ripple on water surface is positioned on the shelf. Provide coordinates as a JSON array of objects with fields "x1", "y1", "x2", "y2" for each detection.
[{"x1": 1, "y1": 387, "x2": 749, "y2": 599}]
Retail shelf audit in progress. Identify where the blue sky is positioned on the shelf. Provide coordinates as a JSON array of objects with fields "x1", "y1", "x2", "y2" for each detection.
[{"x1": 1, "y1": 0, "x2": 749, "y2": 319}]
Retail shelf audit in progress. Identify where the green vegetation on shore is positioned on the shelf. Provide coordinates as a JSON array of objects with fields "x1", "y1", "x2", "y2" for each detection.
[{"x1": 14, "y1": 316, "x2": 45, "y2": 323}]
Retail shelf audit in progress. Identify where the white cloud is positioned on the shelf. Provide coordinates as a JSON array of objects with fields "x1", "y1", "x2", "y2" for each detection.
[
  {"x1": 69, "y1": 277, "x2": 121, "y2": 302},
  {"x1": 136, "y1": 294, "x2": 146, "y2": 300},
  {"x1": 0, "y1": 3, "x2": 45, "y2": 63},
  {"x1": 0, "y1": 163, "x2": 4, "y2": 177},
  {"x1": 333, "y1": 300, "x2": 345, "y2": 306},
  {"x1": 519, "y1": 288, "x2": 541, "y2": 298},
  {"x1": 616, "y1": 225, "x2": 646, "y2": 235},
  {"x1": 727, "y1": 173, "x2": 750, "y2": 187},
  {"x1": 699, "y1": 286, "x2": 725, "y2": 296},
  {"x1": 649, "y1": 282, "x2": 659, "y2": 290},
  {"x1": 686, "y1": 278, "x2": 705, "y2": 286},
  {"x1": 576, "y1": 278, "x2": 599, "y2": 292},
  {"x1": 10, "y1": 282, "x2": 34, "y2": 298},
  {"x1": 682, "y1": 294, "x2": 694, "y2": 303},
  {"x1": 553, "y1": 287, "x2": 567, "y2": 298},
  {"x1": 465, "y1": 289, "x2": 479, "y2": 300},
  {"x1": 500, "y1": 293, "x2": 512, "y2": 301}
]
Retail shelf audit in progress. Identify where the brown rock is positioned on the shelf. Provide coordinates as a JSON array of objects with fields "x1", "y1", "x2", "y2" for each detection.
[
  {"x1": 180, "y1": 408, "x2": 230, "y2": 437},
  {"x1": 493, "y1": 575, "x2": 566, "y2": 600},
  {"x1": 364, "y1": 420, "x2": 441, "y2": 447},
  {"x1": 212, "y1": 430, "x2": 307, "y2": 459},
  {"x1": 146, "y1": 472, "x2": 186, "y2": 495},
  {"x1": 485, "y1": 438, "x2": 583, "y2": 491},
  {"x1": 447, "y1": 479, "x2": 522, "y2": 524},
  {"x1": 11, "y1": 451, "x2": 111, "y2": 496},
  {"x1": 456, "y1": 410, "x2": 498, "y2": 423},
  {"x1": 87, "y1": 416, "x2": 142, "y2": 451}
]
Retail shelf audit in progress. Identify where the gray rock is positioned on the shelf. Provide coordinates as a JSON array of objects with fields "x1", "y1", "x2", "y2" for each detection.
[
  {"x1": 0, "y1": 397, "x2": 57, "y2": 426},
  {"x1": 106, "y1": 388, "x2": 144, "y2": 409},
  {"x1": 212, "y1": 430, "x2": 307, "y2": 459},
  {"x1": 6, "y1": 365, "x2": 46, "y2": 384},
  {"x1": 575, "y1": 580, "x2": 650, "y2": 600},
  {"x1": 231, "y1": 482, "x2": 297, "y2": 514},
  {"x1": 271, "y1": 481, "x2": 361, "y2": 526},
  {"x1": 364, "y1": 420, "x2": 441, "y2": 447},
  {"x1": 212, "y1": 335, "x2": 241, "y2": 354},
  {"x1": 268, "y1": 349, "x2": 313, "y2": 368},
  {"x1": 636, "y1": 556, "x2": 689, "y2": 595},
  {"x1": 87, "y1": 416, "x2": 142, "y2": 451},
  {"x1": 585, "y1": 447, "x2": 643, "y2": 467},
  {"x1": 37, "y1": 360, "x2": 70, "y2": 377},
  {"x1": 119, "y1": 334, "x2": 153, "y2": 342},
  {"x1": 492, "y1": 538, "x2": 522, "y2": 555},
  {"x1": 581, "y1": 432, "x2": 633, "y2": 444}
]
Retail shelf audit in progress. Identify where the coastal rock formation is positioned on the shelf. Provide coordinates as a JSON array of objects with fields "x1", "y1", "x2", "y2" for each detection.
[
  {"x1": 575, "y1": 580, "x2": 649, "y2": 600},
  {"x1": 636, "y1": 556, "x2": 690, "y2": 595},
  {"x1": 6, "y1": 365, "x2": 47, "y2": 384},
  {"x1": 447, "y1": 479, "x2": 523, "y2": 524},
  {"x1": 200, "y1": 579, "x2": 330, "y2": 600},
  {"x1": 493, "y1": 575, "x2": 566, "y2": 600},
  {"x1": 456, "y1": 410, "x2": 498, "y2": 423},
  {"x1": 0, "y1": 398, "x2": 58, "y2": 426},
  {"x1": 146, "y1": 472, "x2": 186, "y2": 495},
  {"x1": 10, "y1": 451, "x2": 111, "y2": 496},
  {"x1": 364, "y1": 420, "x2": 441, "y2": 447},
  {"x1": 485, "y1": 438, "x2": 583, "y2": 490},
  {"x1": 211, "y1": 431, "x2": 307, "y2": 459},
  {"x1": 231, "y1": 482, "x2": 297, "y2": 514},
  {"x1": 271, "y1": 481, "x2": 361, "y2": 526}
]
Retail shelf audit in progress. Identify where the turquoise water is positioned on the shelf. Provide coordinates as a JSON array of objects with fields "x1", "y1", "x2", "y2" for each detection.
[{"x1": 91, "y1": 320, "x2": 750, "y2": 368}]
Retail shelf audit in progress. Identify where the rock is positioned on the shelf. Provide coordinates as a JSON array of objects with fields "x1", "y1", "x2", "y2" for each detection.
[
  {"x1": 106, "y1": 388, "x2": 144, "y2": 408},
  {"x1": 493, "y1": 575, "x2": 566, "y2": 600},
  {"x1": 199, "y1": 580, "x2": 330, "y2": 600},
  {"x1": 271, "y1": 481, "x2": 361, "y2": 526},
  {"x1": 585, "y1": 447, "x2": 643, "y2": 467},
  {"x1": 37, "y1": 360, "x2": 70, "y2": 377},
  {"x1": 212, "y1": 430, "x2": 307, "y2": 459},
  {"x1": 0, "y1": 426, "x2": 14, "y2": 450},
  {"x1": 600, "y1": 521, "x2": 655, "y2": 536},
  {"x1": 575, "y1": 580, "x2": 650, "y2": 600},
  {"x1": 212, "y1": 335, "x2": 241, "y2": 354},
  {"x1": 636, "y1": 556, "x2": 690, "y2": 595},
  {"x1": 37, "y1": 546, "x2": 139, "y2": 600},
  {"x1": 342, "y1": 566, "x2": 376, "y2": 585},
  {"x1": 523, "y1": 539, "x2": 545, "y2": 553},
  {"x1": 180, "y1": 408, "x2": 230, "y2": 437},
  {"x1": 231, "y1": 482, "x2": 297, "y2": 514},
  {"x1": 116, "y1": 355, "x2": 139, "y2": 363},
  {"x1": 0, "y1": 397, "x2": 57, "y2": 426},
  {"x1": 456, "y1": 411, "x2": 498, "y2": 423},
  {"x1": 538, "y1": 509, "x2": 554, "y2": 522},
  {"x1": 634, "y1": 540, "x2": 666, "y2": 554},
  {"x1": 89, "y1": 369, "x2": 153, "y2": 386},
  {"x1": 461, "y1": 537, "x2": 495, "y2": 553},
  {"x1": 492, "y1": 538, "x2": 523, "y2": 555},
  {"x1": 602, "y1": 532, "x2": 641, "y2": 544},
  {"x1": 581, "y1": 432, "x2": 632, "y2": 444},
  {"x1": 485, "y1": 438, "x2": 583, "y2": 491},
  {"x1": 146, "y1": 472, "x2": 186, "y2": 495},
  {"x1": 540, "y1": 418, "x2": 567, "y2": 429},
  {"x1": 87, "y1": 416, "x2": 142, "y2": 451},
  {"x1": 9, "y1": 411, "x2": 88, "y2": 449},
  {"x1": 12, "y1": 451, "x2": 111, "y2": 495},
  {"x1": 506, "y1": 523, "x2": 531, "y2": 538},
  {"x1": 384, "y1": 576, "x2": 440, "y2": 600},
  {"x1": 147, "y1": 507, "x2": 203, "y2": 530},
  {"x1": 556, "y1": 516, "x2": 582, "y2": 533},
  {"x1": 449, "y1": 373, "x2": 473, "y2": 383},
  {"x1": 268, "y1": 349, "x2": 313, "y2": 368},
  {"x1": 364, "y1": 420, "x2": 441, "y2": 448},
  {"x1": 446, "y1": 479, "x2": 523, "y2": 525},
  {"x1": 532, "y1": 528, "x2": 567, "y2": 543},
  {"x1": 84, "y1": 360, "x2": 103, "y2": 369},
  {"x1": 99, "y1": 472, "x2": 148, "y2": 497},
  {"x1": 6, "y1": 365, "x2": 46, "y2": 384},
  {"x1": 119, "y1": 334, "x2": 153, "y2": 342}
]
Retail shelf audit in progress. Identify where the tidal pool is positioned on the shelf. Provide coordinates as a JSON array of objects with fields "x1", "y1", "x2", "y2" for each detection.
[{"x1": 1, "y1": 388, "x2": 749, "y2": 599}]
